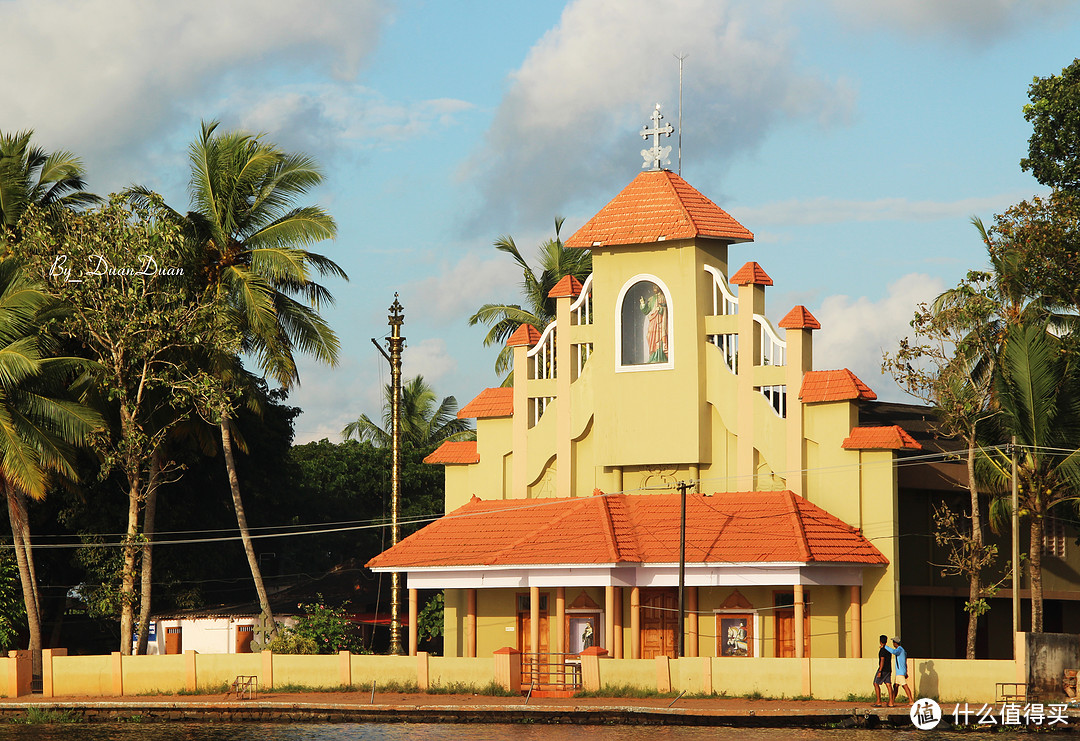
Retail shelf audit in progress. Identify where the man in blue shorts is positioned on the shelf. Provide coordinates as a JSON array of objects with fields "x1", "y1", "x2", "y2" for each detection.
[
  {"x1": 885, "y1": 636, "x2": 914, "y2": 704},
  {"x1": 873, "y1": 634, "x2": 895, "y2": 707}
]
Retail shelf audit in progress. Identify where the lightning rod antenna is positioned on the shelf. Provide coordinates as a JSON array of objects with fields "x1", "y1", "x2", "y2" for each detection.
[{"x1": 675, "y1": 53, "x2": 688, "y2": 175}]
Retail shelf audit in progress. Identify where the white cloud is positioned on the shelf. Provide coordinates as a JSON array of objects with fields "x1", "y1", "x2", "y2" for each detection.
[
  {"x1": 403, "y1": 338, "x2": 457, "y2": 386},
  {"x1": 466, "y1": 0, "x2": 853, "y2": 227},
  {"x1": 0, "y1": 0, "x2": 389, "y2": 191},
  {"x1": 736, "y1": 192, "x2": 1039, "y2": 226},
  {"x1": 828, "y1": 0, "x2": 1072, "y2": 42},
  {"x1": 812, "y1": 273, "x2": 945, "y2": 401},
  {"x1": 403, "y1": 251, "x2": 525, "y2": 325}
]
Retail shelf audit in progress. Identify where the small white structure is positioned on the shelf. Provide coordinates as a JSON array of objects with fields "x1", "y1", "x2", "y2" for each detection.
[{"x1": 142, "y1": 613, "x2": 297, "y2": 655}]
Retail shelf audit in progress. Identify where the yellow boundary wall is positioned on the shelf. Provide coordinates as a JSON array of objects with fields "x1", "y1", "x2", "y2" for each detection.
[{"x1": 0, "y1": 649, "x2": 1018, "y2": 702}]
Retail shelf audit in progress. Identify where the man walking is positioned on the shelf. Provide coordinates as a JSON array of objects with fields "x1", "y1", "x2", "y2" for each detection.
[
  {"x1": 873, "y1": 634, "x2": 895, "y2": 707},
  {"x1": 885, "y1": 636, "x2": 914, "y2": 704}
]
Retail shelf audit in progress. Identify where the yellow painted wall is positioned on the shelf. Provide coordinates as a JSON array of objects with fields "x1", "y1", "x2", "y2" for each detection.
[
  {"x1": 350, "y1": 655, "x2": 417, "y2": 687},
  {"x1": 121, "y1": 654, "x2": 186, "y2": 694},
  {"x1": 51, "y1": 655, "x2": 114, "y2": 697},
  {"x1": 274, "y1": 654, "x2": 339, "y2": 688},
  {"x1": 196, "y1": 653, "x2": 261, "y2": 690},
  {"x1": 597, "y1": 658, "x2": 655, "y2": 691},
  {"x1": 428, "y1": 656, "x2": 496, "y2": 688}
]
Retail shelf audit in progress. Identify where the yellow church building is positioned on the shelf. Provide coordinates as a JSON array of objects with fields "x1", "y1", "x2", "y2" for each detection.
[{"x1": 368, "y1": 162, "x2": 937, "y2": 665}]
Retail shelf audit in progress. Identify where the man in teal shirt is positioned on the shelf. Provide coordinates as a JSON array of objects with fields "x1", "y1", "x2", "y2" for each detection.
[{"x1": 884, "y1": 636, "x2": 914, "y2": 704}]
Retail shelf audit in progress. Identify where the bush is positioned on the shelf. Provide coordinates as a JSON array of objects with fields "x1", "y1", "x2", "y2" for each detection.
[
  {"x1": 267, "y1": 633, "x2": 318, "y2": 655},
  {"x1": 279, "y1": 595, "x2": 366, "y2": 654}
]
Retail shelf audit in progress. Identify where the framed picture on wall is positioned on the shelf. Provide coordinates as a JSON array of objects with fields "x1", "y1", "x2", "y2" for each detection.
[{"x1": 718, "y1": 614, "x2": 753, "y2": 657}]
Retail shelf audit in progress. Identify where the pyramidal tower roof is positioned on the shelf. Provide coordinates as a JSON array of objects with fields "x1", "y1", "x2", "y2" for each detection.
[{"x1": 565, "y1": 169, "x2": 754, "y2": 249}]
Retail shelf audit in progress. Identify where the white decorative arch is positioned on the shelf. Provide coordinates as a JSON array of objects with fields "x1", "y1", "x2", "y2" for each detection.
[{"x1": 615, "y1": 273, "x2": 674, "y2": 372}]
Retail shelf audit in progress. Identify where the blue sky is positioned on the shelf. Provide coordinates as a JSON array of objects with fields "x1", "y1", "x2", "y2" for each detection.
[{"x1": 3, "y1": 0, "x2": 1079, "y2": 443}]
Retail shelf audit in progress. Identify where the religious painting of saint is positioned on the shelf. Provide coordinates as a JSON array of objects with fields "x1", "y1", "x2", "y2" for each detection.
[
  {"x1": 719, "y1": 616, "x2": 752, "y2": 657},
  {"x1": 620, "y1": 280, "x2": 670, "y2": 366}
]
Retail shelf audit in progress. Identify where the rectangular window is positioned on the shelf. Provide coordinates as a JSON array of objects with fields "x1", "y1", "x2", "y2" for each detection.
[{"x1": 1044, "y1": 515, "x2": 1067, "y2": 558}]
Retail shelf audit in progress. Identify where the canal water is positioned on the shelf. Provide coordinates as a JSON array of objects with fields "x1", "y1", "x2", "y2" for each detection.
[{"x1": 0, "y1": 725, "x2": 1045, "y2": 740}]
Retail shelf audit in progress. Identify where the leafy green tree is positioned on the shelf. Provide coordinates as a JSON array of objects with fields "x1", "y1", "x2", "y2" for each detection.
[
  {"x1": 981, "y1": 323, "x2": 1080, "y2": 633},
  {"x1": 129, "y1": 121, "x2": 346, "y2": 636},
  {"x1": 883, "y1": 264, "x2": 999, "y2": 658},
  {"x1": 0, "y1": 552, "x2": 25, "y2": 651},
  {"x1": 342, "y1": 375, "x2": 472, "y2": 449},
  {"x1": 0, "y1": 257, "x2": 101, "y2": 663},
  {"x1": 0, "y1": 130, "x2": 98, "y2": 246},
  {"x1": 469, "y1": 218, "x2": 591, "y2": 380},
  {"x1": 14, "y1": 197, "x2": 226, "y2": 653},
  {"x1": 1022, "y1": 58, "x2": 1080, "y2": 193}
]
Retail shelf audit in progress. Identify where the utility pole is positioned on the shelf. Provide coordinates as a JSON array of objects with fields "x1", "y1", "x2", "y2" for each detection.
[
  {"x1": 676, "y1": 480, "x2": 691, "y2": 658},
  {"x1": 373, "y1": 294, "x2": 406, "y2": 655},
  {"x1": 1011, "y1": 436, "x2": 1020, "y2": 647}
]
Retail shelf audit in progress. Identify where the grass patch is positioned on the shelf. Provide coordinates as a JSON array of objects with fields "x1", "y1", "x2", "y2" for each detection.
[
  {"x1": 425, "y1": 680, "x2": 518, "y2": 697},
  {"x1": 9, "y1": 708, "x2": 84, "y2": 724},
  {"x1": 845, "y1": 692, "x2": 878, "y2": 703}
]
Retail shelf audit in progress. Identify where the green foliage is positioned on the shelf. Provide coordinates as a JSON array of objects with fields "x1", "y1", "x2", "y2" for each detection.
[
  {"x1": 1022, "y1": 58, "x2": 1080, "y2": 193},
  {"x1": 9, "y1": 707, "x2": 83, "y2": 724},
  {"x1": 267, "y1": 633, "x2": 319, "y2": 654},
  {"x1": 280, "y1": 595, "x2": 366, "y2": 654},
  {"x1": 417, "y1": 592, "x2": 444, "y2": 641},
  {"x1": 0, "y1": 551, "x2": 25, "y2": 651},
  {"x1": 469, "y1": 217, "x2": 592, "y2": 380},
  {"x1": 342, "y1": 375, "x2": 473, "y2": 448}
]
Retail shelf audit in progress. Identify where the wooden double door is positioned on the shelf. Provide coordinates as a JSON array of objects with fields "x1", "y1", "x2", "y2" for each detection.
[{"x1": 641, "y1": 588, "x2": 678, "y2": 659}]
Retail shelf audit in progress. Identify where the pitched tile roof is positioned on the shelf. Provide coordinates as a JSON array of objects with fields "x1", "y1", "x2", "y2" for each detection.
[
  {"x1": 564, "y1": 170, "x2": 754, "y2": 248},
  {"x1": 730, "y1": 261, "x2": 773, "y2": 286},
  {"x1": 506, "y1": 324, "x2": 542, "y2": 347},
  {"x1": 366, "y1": 491, "x2": 887, "y2": 569},
  {"x1": 842, "y1": 426, "x2": 922, "y2": 451},
  {"x1": 548, "y1": 275, "x2": 584, "y2": 299},
  {"x1": 458, "y1": 387, "x2": 513, "y2": 419},
  {"x1": 423, "y1": 441, "x2": 480, "y2": 465},
  {"x1": 779, "y1": 305, "x2": 821, "y2": 330},
  {"x1": 800, "y1": 369, "x2": 877, "y2": 403}
]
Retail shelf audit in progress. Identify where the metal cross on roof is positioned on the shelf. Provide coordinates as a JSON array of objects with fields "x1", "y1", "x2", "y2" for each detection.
[{"x1": 640, "y1": 103, "x2": 674, "y2": 170}]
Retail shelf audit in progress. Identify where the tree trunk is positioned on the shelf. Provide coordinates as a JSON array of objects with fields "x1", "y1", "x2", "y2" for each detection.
[
  {"x1": 1030, "y1": 516, "x2": 1044, "y2": 633},
  {"x1": 118, "y1": 471, "x2": 142, "y2": 655},
  {"x1": 135, "y1": 452, "x2": 162, "y2": 655},
  {"x1": 6, "y1": 485, "x2": 41, "y2": 671},
  {"x1": 221, "y1": 416, "x2": 277, "y2": 638},
  {"x1": 965, "y1": 443, "x2": 981, "y2": 659}
]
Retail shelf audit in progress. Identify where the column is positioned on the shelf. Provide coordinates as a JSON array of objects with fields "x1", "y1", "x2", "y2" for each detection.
[
  {"x1": 530, "y1": 586, "x2": 540, "y2": 655},
  {"x1": 735, "y1": 272, "x2": 767, "y2": 491},
  {"x1": 794, "y1": 584, "x2": 805, "y2": 659},
  {"x1": 408, "y1": 589, "x2": 418, "y2": 656},
  {"x1": 605, "y1": 586, "x2": 615, "y2": 652},
  {"x1": 556, "y1": 587, "x2": 566, "y2": 654},
  {"x1": 466, "y1": 589, "x2": 477, "y2": 659},
  {"x1": 687, "y1": 587, "x2": 699, "y2": 658},
  {"x1": 850, "y1": 585, "x2": 862, "y2": 659},
  {"x1": 613, "y1": 587, "x2": 623, "y2": 659},
  {"x1": 631, "y1": 587, "x2": 641, "y2": 659}
]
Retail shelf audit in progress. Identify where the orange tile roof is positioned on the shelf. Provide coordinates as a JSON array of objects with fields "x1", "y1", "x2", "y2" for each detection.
[
  {"x1": 548, "y1": 275, "x2": 584, "y2": 299},
  {"x1": 506, "y1": 324, "x2": 542, "y2": 347},
  {"x1": 564, "y1": 170, "x2": 754, "y2": 248},
  {"x1": 779, "y1": 305, "x2": 821, "y2": 330},
  {"x1": 423, "y1": 441, "x2": 479, "y2": 465},
  {"x1": 458, "y1": 387, "x2": 514, "y2": 419},
  {"x1": 800, "y1": 370, "x2": 877, "y2": 403},
  {"x1": 366, "y1": 491, "x2": 887, "y2": 569},
  {"x1": 729, "y1": 261, "x2": 773, "y2": 286},
  {"x1": 842, "y1": 426, "x2": 922, "y2": 451}
]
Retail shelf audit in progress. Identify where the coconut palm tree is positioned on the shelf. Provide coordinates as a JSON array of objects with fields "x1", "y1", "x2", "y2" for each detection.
[
  {"x1": 981, "y1": 322, "x2": 1080, "y2": 632},
  {"x1": 469, "y1": 218, "x2": 591, "y2": 381},
  {"x1": 129, "y1": 121, "x2": 345, "y2": 633},
  {"x1": 0, "y1": 259, "x2": 101, "y2": 665},
  {"x1": 0, "y1": 130, "x2": 98, "y2": 245},
  {"x1": 342, "y1": 375, "x2": 473, "y2": 449}
]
